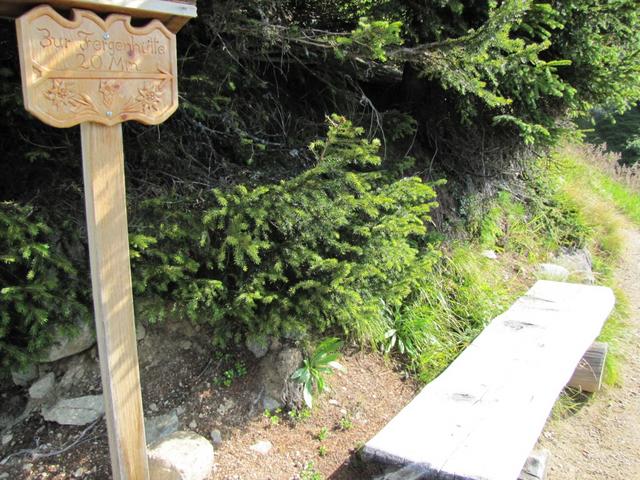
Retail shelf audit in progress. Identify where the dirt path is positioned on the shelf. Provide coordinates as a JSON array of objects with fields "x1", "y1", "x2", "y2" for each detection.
[{"x1": 539, "y1": 223, "x2": 640, "y2": 479}]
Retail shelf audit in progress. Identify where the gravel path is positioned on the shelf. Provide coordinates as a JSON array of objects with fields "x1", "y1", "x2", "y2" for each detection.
[{"x1": 539, "y1": 224, "x2": 640, "y2": 479}]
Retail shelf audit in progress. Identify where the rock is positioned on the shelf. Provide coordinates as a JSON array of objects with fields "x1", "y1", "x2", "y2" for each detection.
[
  {"x1": 188, "y1": 420, "x2": 197, "y2": 430},
  {"x1": 136, "y1": 322, "x2": 147, "y2": 341},
  {"x1": 245, "y1": 335, "x2": 269, "y2": 359},
  {"x1": 2, "y1": 434, "x2": 13, "y2": 446},
  {"x1": 0, "y1": 472, "x2": 8, "y2": 479},
  {"x1": 145, "y1": 411, "x2": 179, "y2": 445},
  {"x1": 73, "y1": 467, "x2": 85, "y2": 477},
  {"x1": 29, "y1": 372, "x2": 56, "y2": 400},
  {"x1": 41, "y1": 320, "x2": 96, "y2": 363},
  {"x1": 258, "y1": 347, "x2": 303, "y2": 410},
  {"x1": 261, "y1": 396, "x2": 281, "y2": 412},
  {"x1": 11, "y1": 364, "x2": 38, "y2": 386},
  {"x1": 249, "y1": 440, "x2": 272, "y2": 455},
  {"x1": 42, "y1": 395, "x2": 104, "y2": 426},
  {"x1": 554, "y1": 248, "x2": 596, "y2": 284},
  {"x1": 216, "y1": 397, "x2": 235, "y2": 416},
  {"x1": 150, "y1": 402, "x2": 159, "y2": 413},
  {"x1": 537, "y1": 263, "x2": 569, "y2": 281},
  {"x1": 179, "y1": 340, "x2": 192, "y2": 351},
  {"x1": 481, "y1": 249, "x2": 498, "y2": 260},
  {"x1": 59, "y1": 361, "x2": 86, "y2": 390},
  {"x1": 210, "y1": 429, "x2": 222, "y2": 445},
  {"x1": 148, "y1": 431, "x2": 214, "y2": 480},
  {"x1": 57, "y1": 353, "x2": 99, "y2": 396}
]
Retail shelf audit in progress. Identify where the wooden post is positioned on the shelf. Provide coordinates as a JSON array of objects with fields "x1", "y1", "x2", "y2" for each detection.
[
  {"x1": 82, "y1": 122, "x2": 149, "y2": 480},
  {"x1": 13, "y1": 6, "x2": 195, "y2": 477}
]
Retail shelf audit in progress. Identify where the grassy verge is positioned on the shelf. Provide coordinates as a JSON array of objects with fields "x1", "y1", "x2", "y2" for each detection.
[
  {"x1": 411, "y1": 141, "x2": 637, "y2": 387},
  {"x1": 552, "y1": 142, "x2": 640, "y2": 387}
]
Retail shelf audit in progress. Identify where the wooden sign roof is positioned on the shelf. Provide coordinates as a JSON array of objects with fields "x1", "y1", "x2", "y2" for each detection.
[{"x1": 0, "y1": 0, "x2": 197, "y2": 32}]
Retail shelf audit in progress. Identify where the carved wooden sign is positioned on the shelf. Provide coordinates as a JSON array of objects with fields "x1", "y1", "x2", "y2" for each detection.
[{"x1": 16, "y1": 5, "x2": 178, "y2": 127}]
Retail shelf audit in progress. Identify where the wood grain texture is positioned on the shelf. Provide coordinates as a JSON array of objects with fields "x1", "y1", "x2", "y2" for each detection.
[
  {"x1": 364, "y1": 281, "x2": 615, "y2": 480},
  {"x1": 568, "y1": 341, "x2": 608, "y2": 393},
  {"x1": 82, "y1": 122, "x2": 149, "y2": 480},
  {"x1": 16, "y1": 5, "x2": 178, "y2": 128},
  {"x1": 1, "y1": 0, "x2": 197, "y2": 31}
]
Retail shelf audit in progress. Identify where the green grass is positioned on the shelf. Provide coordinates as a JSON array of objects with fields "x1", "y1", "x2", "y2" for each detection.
[
  {"x1": 552, "y1": 143, "x2": 638, "y2": 386},
  {"x1": 377, "y1": 141, "x2": 636, "y2": 389},
  {"x1": 561, "y1": 156, "x2": 640, "y2": 226}
]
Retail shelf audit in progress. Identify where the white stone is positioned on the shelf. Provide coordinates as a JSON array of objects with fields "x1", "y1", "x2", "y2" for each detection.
[
  {"x1": 43, "y1": 395, "x2": 104, "y2": 426},
  {"x1": 41, "y1": 320, "x2": 96, "y2": 363},
  {"x1": 537, "y1": 263, "x2": 569, "y2": 281},
  {"x1": 148, "y1": 431, "x2": 214, "y2": 480},
  {"x1": 250, "y1": 440, "x2": 272, "y2": 455},
  {"x1": 150, "y1": 402, "x2": 159, "y2": 413},
  {"x1": 11, "y1": 364, "x2": 38, "y2": 386},
  {"x1": 29, "y1": 372, "x2": 56, "y2": 400},
  {"x1": 210, "y1": 429, "x2": 222, "y2": 445},
  {"x1": 136, "y1": 322, "x2": 147, "y2": 341},
  {"x1": 188, "y1": 420, "x2": 197, "y2": 430},
  {"x1": 145, "y1": 411, "x2": 179, "y2": 445},
  {"x1": 2, "y1": 434, "x2": 13, "y2": 446},
  {"x1": 481, "y1": 250, "x2": 498, "y2": 260},
  {"x1": 216, "y1": 398, "x2": 235, "y2": 416},
  {"x1": 554, "y1": 248, "x2": 596, "y2": 284},
  {"x1": 245, "y1": 335, "x2": 269, "y2": 358}
]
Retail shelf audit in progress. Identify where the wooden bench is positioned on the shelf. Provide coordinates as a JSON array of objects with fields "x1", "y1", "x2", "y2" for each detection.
[{"x1": 363, "y1": 280, "x2": 615, "y2": 480}]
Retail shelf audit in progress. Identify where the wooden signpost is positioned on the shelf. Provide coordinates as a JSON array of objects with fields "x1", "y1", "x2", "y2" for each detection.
[{"x1": 5, "y1": 1, "x2": 195, "y2": 478}]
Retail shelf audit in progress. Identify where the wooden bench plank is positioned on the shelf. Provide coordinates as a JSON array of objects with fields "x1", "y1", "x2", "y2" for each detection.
[{"x1": 364, "y1": 280, "x2": 615, "y2": 480}]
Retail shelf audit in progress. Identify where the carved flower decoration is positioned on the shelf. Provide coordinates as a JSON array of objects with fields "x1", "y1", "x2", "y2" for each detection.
[
  {"x1": 136, "y1": 83, "x2": 163, "y2": 113},
  {"x1": 99, "y1": 80, "x2": 121, "y2": 107},
  {"x1": 44, "y1": 80, "x2": 74, "y2": 109}
]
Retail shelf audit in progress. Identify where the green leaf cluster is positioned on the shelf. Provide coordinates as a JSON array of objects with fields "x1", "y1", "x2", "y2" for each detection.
[{"x1": 292, "y1": 337, "x2": 344, "y2": 407}]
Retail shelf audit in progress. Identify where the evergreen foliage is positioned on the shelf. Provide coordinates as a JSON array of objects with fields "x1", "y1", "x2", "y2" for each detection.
[
  {"x1": 0, "y1": 203, "x2": 90, "y2": 369},
  {"x1": 1, "y1": 1, "x2": 640, "y2": 370},
  {"x1": 130, "y1": 116, "x2": 439, "y2": 347}
]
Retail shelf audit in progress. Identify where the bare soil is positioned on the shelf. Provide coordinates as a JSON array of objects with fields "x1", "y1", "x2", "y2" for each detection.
[
  {"x1": 538, "y1": 223, "x2": 640, "y2": 479},
  {"x1": 0, "y1": 322, "x2": 418, "y2": 479}
]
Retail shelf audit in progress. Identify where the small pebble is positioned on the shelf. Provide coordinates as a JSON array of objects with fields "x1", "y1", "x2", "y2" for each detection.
[
  {"x1": 149, "y1": 403, "x2": 159, "y2": 413},
  {"x1": 1, "y1": 434, "x2": 13, "y2": 446},
  {"x1": 250, "y1": 440, "x2": 272, "y2": 455},
  {"x1": 189, "y1": 420, "x2": 197, "y2": 429},
  {"x1": 210, "y1": 429, "x2": 222, "y2": 445}
]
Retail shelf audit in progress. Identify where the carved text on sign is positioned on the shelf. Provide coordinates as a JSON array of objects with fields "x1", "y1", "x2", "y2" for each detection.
[{"x1": 16, "y1": 5, "x2": 179, "y2": 127}]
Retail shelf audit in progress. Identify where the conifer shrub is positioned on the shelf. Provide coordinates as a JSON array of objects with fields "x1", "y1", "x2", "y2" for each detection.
[
  {"x1": 130, "y1": 115, "x2": 440, "y2": 347},
  {"x1": 0, "y1": 203, "x2": 90, "y2": 370}
]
